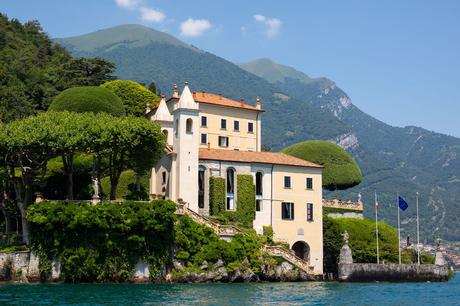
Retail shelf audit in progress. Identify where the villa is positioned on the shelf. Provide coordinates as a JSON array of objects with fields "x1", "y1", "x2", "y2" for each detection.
[{"x1": 147, "y1": 83, "x2": 324, "y2": 275}]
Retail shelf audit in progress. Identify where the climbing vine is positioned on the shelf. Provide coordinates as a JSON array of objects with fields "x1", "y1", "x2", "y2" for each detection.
[{"x1": 209, "y1": 176, "x2": 225, "y2": 215}]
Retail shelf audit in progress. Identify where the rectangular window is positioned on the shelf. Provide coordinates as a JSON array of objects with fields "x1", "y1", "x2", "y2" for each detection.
[
  {"x1": 248, "y1": 122, "x2": 254, "y2": 133},
  {"x1": 201, "y1": 133, "x2": 207, "y2": 144},
  {"x1": 256, "y1": 199, "x2": 262, "y2": 212},
  {"x1": 219, "y1": 136, "x2": 229, "y2": 147},
  {"x1": 306, "y1": 178, "x2": 313, "y2": 190},
  {"x1": 281, "y1": 202, "x2": 294, "y2": 220},
  {"x1": 284, "y1": 176, "x2": 291, "y2": 189},
  {"x1": 307, "y1": 203, "x2": 313, "y2": 221},
  {"x1": 221, "y1": 119, "x2": 227, "y2": 129},
  {"x1": 162, "y1": 171, "x2": 166, "y2": 185},
  {"x1": 201, "y1": 116, "x2": 207, "y2": 127},
  {"x1": 234, "y1": 120, "x2": 240, "y2": 131}
]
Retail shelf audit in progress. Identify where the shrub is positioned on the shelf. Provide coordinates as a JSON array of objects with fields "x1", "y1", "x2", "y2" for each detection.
[
  {"x1": 48, "y1": 86, "x2": 125, "y2": 116},
  {"x1": 235, "y1": 174, "x2": 256, "y2": 228},
  {"x1": 100, "y1": 170, "x2": 149, "y2": 200},
  {"x1": 282, "y1": 140, "x2": 362, "y2": 190},
  {"x1": 26, "y1": 200, "x2": 176, "y2": 282},
  {"x1": 209, "y1": 176, "x2": 225, "y2": 215},
  {"x1": 101, "y1": 80, "x2": 160, "y2": 117},
  {"x1": 263, "y1": 226, "x2": 274, "y2": 244}
]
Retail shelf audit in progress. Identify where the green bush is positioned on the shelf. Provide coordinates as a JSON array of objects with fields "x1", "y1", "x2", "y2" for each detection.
[
  {"x1": 48, "y1": 86, "x2": 125, "y2": 116},
  {"x1": 323, "y1": 216, "x2": 398, "y2": 274},
  {"x1": 26, "y1": 200, "x2": 176, "y2": 282},
  {"x1": 100, "y1": 170, "x2": 149, "y2": 200},
  {"x1": 263, "y1": 226, "x2": 274, "y2": 244},
  {"x1": 282, "y1": 140, "x2": 362, "y2": 190},
  {"x1": 101, "y1": 80, "x2": 160, "y2": 117},
  {"x1": 209, "y1": 176, "x2": 225, "y2": 215},
  {"x1": 235, "y1": 174, "x2": 256, "y2": 227}
]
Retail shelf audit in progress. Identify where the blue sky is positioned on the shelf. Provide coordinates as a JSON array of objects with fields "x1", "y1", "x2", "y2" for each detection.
[{"x1": 2, "y1": 0, "x2": 460, "y2": 137}]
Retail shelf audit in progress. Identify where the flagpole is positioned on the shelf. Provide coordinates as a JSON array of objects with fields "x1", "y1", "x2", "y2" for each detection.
[
  {"x1": 375, "y1": 191, "x2": 380, "y2": 264},
  {"x1": 416, "y1": 192, "x2": 420, "y2": 265},
  {"x1": 397, "y1": 193, "x2": 401, "y2": 264}
]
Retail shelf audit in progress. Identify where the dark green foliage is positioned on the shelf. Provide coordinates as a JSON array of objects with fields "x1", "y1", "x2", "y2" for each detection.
[
  {"x1": 283, "y1": 140, "x2": 362, "y2": 190},
  {"x1": 57, "y1": 57, "x2": 116, "y2": 88},
  {"x1": 101, "y1": 80, "x2": 160, "y2": 117},
  {"x1": 323, "y1": 216, "x2": 398, "y2": 274},
  {"x1": 401, "y1": 248, "x2": 435, "y2": 265},
  {"x1": 48, "y1": 86, "x2": 125, "y2": 116},
  {"x1": 323, "y1": 207, "x2": 363, "y2": 215},
  {"x1": 235, "y1": 174, "x2": 256, "y2": 228},
  {"x1": 209, "y1": 176, "x2": 225, "y2": 215},
  {"x1": 26, "y1": 200, "x2": 176, "y2": 282},
  {"x1": 100, "y1": 170, "x2": 149, "y2": 200},
  {"x1": 174, "y1": 215, "x2": 262, "y2": 271},
  {"x1": 263, "y1": 226, "x2": 274, "y2": 244}
]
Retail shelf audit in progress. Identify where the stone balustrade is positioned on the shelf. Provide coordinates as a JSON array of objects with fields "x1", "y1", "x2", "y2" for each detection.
[
  {"x1": 262, "y1": 245, "x2": 311, "y2": 274},
  {"x1": 322, "y1": 198, "x2": 363, "y2": 211}
]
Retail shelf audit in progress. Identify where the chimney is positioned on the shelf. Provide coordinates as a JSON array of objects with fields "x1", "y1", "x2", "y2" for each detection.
[
  {"x1": 256, "y1": 96, "x2": 261, "y2": 110},
  {"x1": 172, "y1": 84, "x2": 179, "y2": 98}
]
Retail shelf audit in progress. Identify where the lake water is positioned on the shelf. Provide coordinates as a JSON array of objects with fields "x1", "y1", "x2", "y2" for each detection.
[{"x1": 0, "y1": 275, "x2": 458, "y2": 305}]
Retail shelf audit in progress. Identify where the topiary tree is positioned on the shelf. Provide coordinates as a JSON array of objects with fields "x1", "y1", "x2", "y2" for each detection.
[
  {"x1": 282, "y1": 140, "x2": 362, "y2": 190},
  {"x1": 101, "y1": 80, "x2": 160, "y2": 117},
  {"x1": 48, "y1": 86, "x2": 125, "y2": 116}
]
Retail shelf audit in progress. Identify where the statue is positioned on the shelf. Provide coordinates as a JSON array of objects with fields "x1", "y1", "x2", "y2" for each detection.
[
  {"x1": 92, "y1": 178, "x2": 99, "y2": 197},
  {"x1": 342, "y1": 231, "x2": 349, "y2": 245},
  {"x1": 358, "y1": 192, "x2": 362, "y2": 203}
]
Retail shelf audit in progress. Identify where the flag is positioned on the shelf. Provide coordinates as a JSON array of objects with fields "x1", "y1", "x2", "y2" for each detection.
[{"x1": 398, "y1": 196, "x2": 408, "y2": 211}]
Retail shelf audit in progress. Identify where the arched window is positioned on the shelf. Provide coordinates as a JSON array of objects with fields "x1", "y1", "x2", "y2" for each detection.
[
  {"x1": 186, "y1": 118, "x2": 193, "y2": 134},
  {"x1": 226, "y1": 168, "x2": 235, "y2": 210},
  {"x1": 255, "y1": 172, "x2": 263, "y2": 212},
  {"x1": 198, "y1": 166, "x2": 206, "y2": 209}
]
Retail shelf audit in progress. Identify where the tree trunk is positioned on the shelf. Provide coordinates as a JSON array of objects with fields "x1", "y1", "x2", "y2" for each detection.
[
  {"x1": 17, "y1": 201, "x2": 29, "y2": 244},
  {"x1": 62, "y1": 153, "x2": 74, "y2": 200}
]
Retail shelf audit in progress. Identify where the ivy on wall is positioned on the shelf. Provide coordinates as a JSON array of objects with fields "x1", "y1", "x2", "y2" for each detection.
[
  {"x1": 235, "y1": 174, "x2": 256, "y2": 228},
  {"x1": 26, "y1": 200, "x2": 176, "y2": 282},
  {"x1": 209, "y1": 176, "x2": 225, "y2": 215}
]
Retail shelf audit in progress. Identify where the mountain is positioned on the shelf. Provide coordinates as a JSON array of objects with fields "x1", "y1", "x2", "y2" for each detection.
[
  {"x1": 56, "y1": 25, "x2": 460, "y2": 243},
  {"x1": 239, "y1": 59, "x2": 460, "y2": 243}
]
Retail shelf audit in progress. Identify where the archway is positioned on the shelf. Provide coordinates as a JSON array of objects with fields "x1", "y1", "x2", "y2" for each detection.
[{"x1": 292, "y1": 241, "x2": 310, "y2": 261}]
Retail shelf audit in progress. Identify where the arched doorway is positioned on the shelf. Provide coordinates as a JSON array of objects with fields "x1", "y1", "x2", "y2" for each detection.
[{"x1": 292, "y1": 241, "x2": 310, "y2": 261}]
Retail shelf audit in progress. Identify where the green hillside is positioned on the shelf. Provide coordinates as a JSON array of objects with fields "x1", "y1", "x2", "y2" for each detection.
[
  {"x1": 56, "y1": 25, "x2": 460, "y2": 243},
  {"x1": 241, "y1": 59, "x2": 460, "y2": 243}
]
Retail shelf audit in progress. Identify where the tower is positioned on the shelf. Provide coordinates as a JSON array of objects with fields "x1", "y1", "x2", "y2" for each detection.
[
  {"x1": 172, "y1": 82, "x2": 200, "y2": 211},
  {"x1": 151, "y1": 95, "x2": 173, "y2": 145}
]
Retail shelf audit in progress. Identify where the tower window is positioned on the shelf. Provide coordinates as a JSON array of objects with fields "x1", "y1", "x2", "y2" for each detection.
[
  {"x1": 201, "y1": 116, "x2": 207, "y2": 127},
  {"x1": 221, "y1": 119, "x2": 227, "y2": 129},
  {"x1": 234, "y1": 120, "x2": 240, "y2": 131},
  {"x1": 186, "y1": 118, "x2": 193, "y2": 134},
  {"x1": 201, "y1": 133, "x2": 207, "y2": 144},
  {"x1": 284, "y1": 176, "x2": 291, "y2": 189},
  {"x1": 282, "y1": 202, "x2": 294, "y2": 220},
  {"x1": 248, "y1": 122, "x2": 254, "y2": 133},
  {"x1": 307, "y1": 203, "x2": 313, "y2": 221},
  {"x1": 306, "y1": 178, "x2": 313, "y2": 190}
]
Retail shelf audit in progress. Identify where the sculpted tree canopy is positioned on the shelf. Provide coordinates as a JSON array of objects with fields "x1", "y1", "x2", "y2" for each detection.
[
  {"x1": 48, "y1": 86, "x2": 126, "y2": 116},
  {"x1": 101, "y1": 80, "x2": 160, "y2": 117},
  {"x1": 282, "y1": 140, "x2": 362, "y2": 190}
]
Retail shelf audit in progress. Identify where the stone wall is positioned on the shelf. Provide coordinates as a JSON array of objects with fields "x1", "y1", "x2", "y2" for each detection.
[
  {"x1": 322, "y1": 198, "x2": 363, "y2": 211},
  {"x1": 338, "y1": 263, "x2": 448, "y2": 282},
  {"x1": 327, "y1": 212, "x2": 363, "y2": 219},
  {"x1": 0, "y1": 251, "x2": 39, "y2": 281}
]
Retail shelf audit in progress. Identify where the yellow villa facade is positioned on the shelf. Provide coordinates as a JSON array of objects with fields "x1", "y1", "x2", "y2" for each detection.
[{"x1": 147, "y1": 83, "x2": 324, "y2": 275}]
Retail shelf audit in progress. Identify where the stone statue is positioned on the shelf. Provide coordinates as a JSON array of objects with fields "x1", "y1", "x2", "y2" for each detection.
[
  {"x1": 92, "y1": 178, "x2": 99, "y2": 197},
  {"x1": 358, "y1": 192, "x2": 362, "y2": 203},
  {"x1": 436, "y1": 238, "x2": 441, "y2": 250},
  {"x1": 342, "y1": 231, "x2": 349, "y2": 245}
]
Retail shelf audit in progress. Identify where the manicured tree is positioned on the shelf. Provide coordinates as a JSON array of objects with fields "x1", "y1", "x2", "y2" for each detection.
[
  {"x1": 101, "y1": 80, "x2": 160, "y2": 117},
  {"x1": 1, "y1": 114, "x2": 61, "y2": 243},
  {"x1": 282, "y1": 140, "x2": 362, "y2": 190},
  {"x1": 48, "y1": 86, "x2": 125, "y2": 116},
  {"x1": 88, "y1": 115, "x2": 165, "y2": 200}
]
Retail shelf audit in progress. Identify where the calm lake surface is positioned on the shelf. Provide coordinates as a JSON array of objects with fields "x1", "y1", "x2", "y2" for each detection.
[{"x1": 0, "y1": 275, "x2": 458, "y2": 305}]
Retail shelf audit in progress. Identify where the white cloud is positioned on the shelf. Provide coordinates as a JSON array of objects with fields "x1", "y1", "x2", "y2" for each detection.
[
  {"x1": 180, "y1": 18, "x2": 212, "y2": 37},
  {"x1": 140, "y1": 7, "x2": 165, "y2": 23},
  {"x1": 253, "y1": 14, "x2": 282, "y2": 38},
  {"x1": 115, "y1": 0, "x2": 140, "y2": 10}
]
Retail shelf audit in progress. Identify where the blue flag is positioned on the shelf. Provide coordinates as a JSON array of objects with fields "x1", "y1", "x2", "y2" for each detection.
[{"x1": 398, "y1": 196, "x2": 408, "y2": 211}]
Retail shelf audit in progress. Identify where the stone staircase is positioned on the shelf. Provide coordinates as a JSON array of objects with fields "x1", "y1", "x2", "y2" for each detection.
[{"x1": 175, "y1": 203, "x2": 312, "y2": 274}]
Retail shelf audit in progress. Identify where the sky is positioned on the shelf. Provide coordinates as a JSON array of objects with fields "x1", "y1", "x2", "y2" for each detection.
[{"x1": 2, "y1": 0, "x2": 460, "y2": 137}]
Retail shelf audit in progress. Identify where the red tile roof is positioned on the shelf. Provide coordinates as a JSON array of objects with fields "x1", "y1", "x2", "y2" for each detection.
[
  {"x1": 192, "y1": 92, "x2": 263, "y2": 112},
  {"x1": 199, "y1": 148, "x2": 323, "y2": 168}
]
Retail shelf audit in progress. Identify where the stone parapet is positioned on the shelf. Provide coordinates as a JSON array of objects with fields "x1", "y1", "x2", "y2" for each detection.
[{"x1": 322, "y1": 198, "x2": 363, "y2": 211}]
